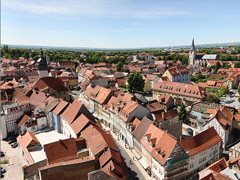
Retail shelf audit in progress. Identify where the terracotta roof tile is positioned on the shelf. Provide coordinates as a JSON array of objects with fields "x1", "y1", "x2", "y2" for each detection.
[
  {"x1": 141, "y1": 124, "x2": 177, "y2": 165},
  {"x1": 95, "y1": 86, "x2": 112, "y2": 104},
  {"x1": 99, "y1": 147, "x2": 122, "y2": 167},
  {"x1": 44, "y1": 138, "x2": 78, "y2": 165},
  {"x1": 61, "y1": 99, "x2": 94, "y2": 124},
  {"x1": 52, "y1": 100, "x2": 69, "y2": 115},
  {"x1": 81, "y1": 125, "x2": 119, "y2": 156},
  {"x1": 18, "y1": 114, "x2": 30, "y2": 126},
  {"x1": 178, "y1": 127, "x2": 222, "y2": 156},
  {"x1": 153, "y1": 81, "x2": 204, "y2": 99},
  {"x1": 33, "y1": 77, "x2": 68, "y2": 91},
  {"x1": 70, "y1": 114, "x2": 94, "y2": 135}
]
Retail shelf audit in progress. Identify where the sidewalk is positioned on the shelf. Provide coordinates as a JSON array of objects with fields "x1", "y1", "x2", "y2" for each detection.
[{"x1": 101, "y1": 123, "x2": 152, "y2": 180}]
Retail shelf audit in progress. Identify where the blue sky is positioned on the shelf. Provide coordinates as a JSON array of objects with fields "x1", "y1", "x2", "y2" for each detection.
[{"x1": 2, "y1": 0, "x2": 240, "y2": 49}]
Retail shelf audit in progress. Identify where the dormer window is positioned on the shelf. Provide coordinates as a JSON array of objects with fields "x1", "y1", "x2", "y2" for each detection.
[
  {"x1": 144, "y1": 134, "x2": 151, "y2": 142},
  {"x1": 156, "y1": 147, "x2": 161, "y2": 154}
]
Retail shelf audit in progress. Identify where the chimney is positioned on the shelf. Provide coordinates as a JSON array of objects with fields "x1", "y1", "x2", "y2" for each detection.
[
  {"x1": 161, "y1": 111, "x2": 165, "y2": 120},
  {"x1": 159, "y1": 123, "x2": 162, "y2": 129}
]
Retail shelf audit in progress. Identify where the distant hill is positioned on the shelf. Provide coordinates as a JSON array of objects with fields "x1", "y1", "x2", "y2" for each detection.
[{"x1": 3, "y1": 42, "x2": 240, "y2": 51}]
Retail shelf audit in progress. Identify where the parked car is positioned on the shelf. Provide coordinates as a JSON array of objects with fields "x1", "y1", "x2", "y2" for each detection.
[
  {"x1": 0, "y1": 167, "x2": 6, "y2": 174},
  {"x1": 225, "y1": 99, "x2": 235, "y2": 104},
  {"x1": 0, "y1": 152, "x2": 4, "y2": 157},
  {"x1": 187, "y1": 128, "x2": 193, "y2": 136},
  {"x1": 11, "y1": 142, "x2": 18, "y2": 148}
]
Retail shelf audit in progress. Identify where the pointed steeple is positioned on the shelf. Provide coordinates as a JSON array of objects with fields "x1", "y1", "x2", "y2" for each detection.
[{"x1": 191, "y1": 38, "x2": 195, "y2": 51}]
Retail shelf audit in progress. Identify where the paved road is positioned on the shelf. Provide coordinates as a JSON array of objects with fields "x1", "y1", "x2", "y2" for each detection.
[
  {"x1": 109, "y1": 131, "x2": 152, "y2": 180},
  {"x1": 1, "y1": 141, "x2": 26, "y2": 180}
]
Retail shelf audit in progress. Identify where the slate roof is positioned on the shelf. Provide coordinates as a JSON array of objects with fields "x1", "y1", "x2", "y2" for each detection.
[{"x1": 132, "y1": 116, "x2": 153, "y2": 141}]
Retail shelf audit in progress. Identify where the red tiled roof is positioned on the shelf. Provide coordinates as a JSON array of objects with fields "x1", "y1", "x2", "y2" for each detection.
[
  {"x1": 61, "y1": 99, "x2": 90, "y2": 124},
  {"x1": 81, "y1": 125, "x2": 119, "y2": 156},
  {"x1": 101, "y1": 160, "x2": 125, "y2": 179},
  {"x1": 44, "y1": 138, "x2": 78, "y2": 165},
  {"x1": 203, "y1": 158, "x2": 228, "y2": 173},
  {"x1": 178, "y1": 127, "x2": 222, "y2": 156},
  {"x1": 52, "y1": 100, "x2": 69, "y2": 115},
  {"x1": 153, "y1": 81, "x2": 204, "y2": 99},
  {"x1": 146, "y1": 101, "x2": 164, "y2": 113},
  {"x1": 70, "y1": 114, "x2": 93, "y2": 135},
  {"x1": 95, "y1": 86, "x2": 112, "y2": 104},
  {"x1": 33, "y1": 77, "x2": 68, "y2": 92},
  {"x1": 17, "y1": 132, "x2": 39, "y2": 165},
  {"x1": 166, "y1": 66, "x2": 190, "y2": 76},
  {"x1": 99, "y1": 147, "x2": 122, "y2": 168},
  {"x1": 141, "y1": 124, "x2": 177, "y2": 165},
  {"x1": 18, "y1": 114, "x2": 30, "y2": 126}
]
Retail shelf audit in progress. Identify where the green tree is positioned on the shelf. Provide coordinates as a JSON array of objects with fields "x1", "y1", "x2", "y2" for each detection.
[
  {"x1": 214, "y1": 61, "x2": 221, "y2": 73},
  {"x1": 234, "y1": 62, "x2": 240, "y2": 68},
  {"x1": 178, "y1": 102, "x2": 186, "y2": 123},
  {"x1": 203, "y1": 94, "x2": 220, "y2": 103},
  {"x1": 116, "y1": 61, "x2": 124, "y2": 71},
  {"x1": 127, "y1": 72, "x2": 145, "y2": 93}
]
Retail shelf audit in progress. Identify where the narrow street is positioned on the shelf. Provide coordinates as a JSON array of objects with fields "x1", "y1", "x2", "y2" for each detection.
[{"x1": 102, "y1": 124, "x2": 152, "y2": 180}]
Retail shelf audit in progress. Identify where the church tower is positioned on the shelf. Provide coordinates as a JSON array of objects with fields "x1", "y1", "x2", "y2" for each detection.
[
  {"x1": 37, "y1": 49, "x2": 49, "y2": 78},
  {"x1": 189, "y1": 38, "x2": 196, "y2": 66}
]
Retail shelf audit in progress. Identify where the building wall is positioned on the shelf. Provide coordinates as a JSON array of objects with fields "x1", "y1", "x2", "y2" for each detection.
[
  {"x1": 187, "y1": 142, "x2": 221, "y2": 176},
  {"x1": 162, "y1": 70, "x2": 173, "y2": 82},
  {"x1": 52, "y1": 113, "x2": 61, "y2": 133},
  {"x1": 37, "y1": 116, "x2": 48, "y2": 130},
  {"x1": 202, "y1": 118, "x2": 228, "y2": 148},
  {"x1": 62, "y1": 118, "x2": 77, "y2": 138},
  {"x1": 151, "y1": 157, "x2": 165, "y2": 180},
  {"x1": 144, "y1": 80, "x2": 152, "y2": 92},
  {"x1": 38, "y1": 70, "x2": 49, "y2": 78},
  {"x1": 2, "y1": 103, "x2": 31, "y2": 135},
  {"x1": 0, "y1": 116, "x2": 7, "y2": 139},
  {"x1": 141, "y1": 141, "x2": 153, "y2": 168},
  {"x1": 39, "y1": 159, "x2": 95, "y2": 180}
]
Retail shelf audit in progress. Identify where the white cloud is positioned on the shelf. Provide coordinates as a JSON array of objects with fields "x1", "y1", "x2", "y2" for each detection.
[{"x1": 2, "y1": 0, "x2": 190, "y2": 18}]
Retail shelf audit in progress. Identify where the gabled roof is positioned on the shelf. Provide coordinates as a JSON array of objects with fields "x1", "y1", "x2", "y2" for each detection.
[
  {"x1": 146, "y1": 101, "x2": 164, "y2": 113},
  {"x1": 153, "y1": 81, "x2": 204, "y2": 99},
  {"x1": 132, "y1": 116, "x2": 153, "y2": 141},
  {"x1": 18, "y1": 114, "x2": 30, "y2": 126},
  {"x1": 178, "y1": 127, "x2": 222, "y2": 156},
  {"x1": 158, "y1": 94, "x2": 173, "y2": 104},
  {"x1": 166, "y1": 66, "x2": 189, "y2": 76},
  {"x1": 44, "y1": 138, "x2": 78, "y2": 165},
  {"x1": 33, "y1": 77, "x2": 68, "y2": 91},
  {"x1": 17, "y1": 132, "x2": 39, "y2": 165},
  {"x1": 52, "y1": 100, "x2": 69, "y2": 115},
  {"x1": 81, "y1": 125, "x2": 119, "y2": 156},
  {"x1": 99, "y1": 147, "x2": 122, "y2": 168},
  {"x1": 61, "y1": 99, "x2": 94, "y2": 124},
  {"x1": 141, "y1": 124, "x2": 177, "y2": 165},
  {"x1": 70, "y1": 114, "x2": 94, "y2": 135},
  {"x1": 203, "y1": 158, "x2": 228, "y2": 173},
  {"x1": 95, "y1": 86, "x2": 112, "y2": 104}
]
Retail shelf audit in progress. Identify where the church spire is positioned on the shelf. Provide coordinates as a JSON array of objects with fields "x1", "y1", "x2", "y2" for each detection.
[{"x1": 191, "y1": 38, "x2": 195, "y2": 50}]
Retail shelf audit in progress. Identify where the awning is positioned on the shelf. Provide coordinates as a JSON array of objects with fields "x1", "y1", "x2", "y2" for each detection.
[
  {"x1": 139, "y1": 158, "x2": 149, "y2": 170},
  {"x1": 132, "y1": 149, "x2": 141, "y2": 160}
]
